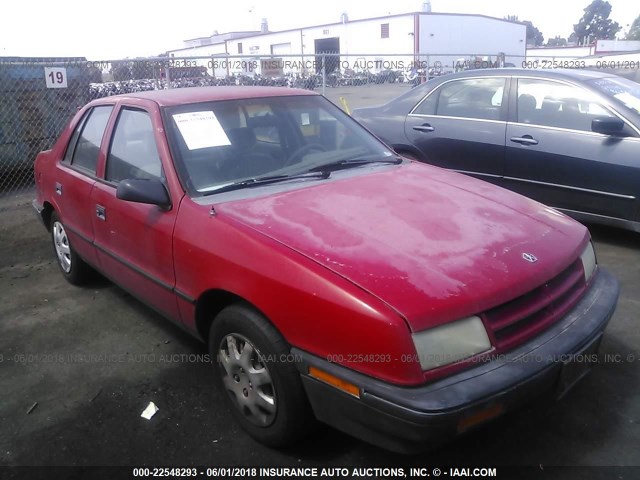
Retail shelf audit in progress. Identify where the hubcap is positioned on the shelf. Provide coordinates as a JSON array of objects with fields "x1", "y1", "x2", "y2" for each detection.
[
  {"x1": 218, "y1": 334, "x2": 276, "y2": 427},
  {"x1": 52, "y1": 221, "x2": 72, "y2": 273}
]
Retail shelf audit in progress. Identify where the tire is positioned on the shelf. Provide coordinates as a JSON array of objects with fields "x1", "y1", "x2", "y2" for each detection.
[
  {"x1": 209, "y1": 304, "x2": 314, "y2": 447},
  {"x1": 50, "y1": 212, "x2": 92, "y2": 285}
]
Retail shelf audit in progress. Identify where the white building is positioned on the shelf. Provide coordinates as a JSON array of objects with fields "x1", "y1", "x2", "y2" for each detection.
[
  {"x1": 167, "y1": 12, "x2": 527, "y2": 77},
  {"x1": 526, "y1": 40, "x2": 640, "y2": 62}
]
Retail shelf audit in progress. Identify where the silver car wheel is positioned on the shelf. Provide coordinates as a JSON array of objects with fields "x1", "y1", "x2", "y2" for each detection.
[
  {"x1": 52, "y1": 221, "x2": 72, "y2": 273},
  {"x1": 218, "y1": 333, "x2": 276, "y2": 427}
]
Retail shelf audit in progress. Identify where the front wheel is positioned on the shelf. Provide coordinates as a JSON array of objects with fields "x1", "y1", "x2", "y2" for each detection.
[
  {"x1": 50, "y1": 212, "x2": 92, "y2": 285},
  {"x1": 209, "y1": 304, "x2": 314, "y2": 447}
]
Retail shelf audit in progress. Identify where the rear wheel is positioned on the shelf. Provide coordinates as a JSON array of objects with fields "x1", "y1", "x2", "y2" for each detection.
[
  {"x1": 50, "y1": 212, "x2": 92, "y2": 285},
  {"x1": 209, "y1": 304, "x2": 313, "y2": 447}
]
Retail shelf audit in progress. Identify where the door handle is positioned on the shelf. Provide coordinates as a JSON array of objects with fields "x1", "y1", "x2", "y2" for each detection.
[
  {"x1": 510, "y1": 135, "x2": 538, "y2": 145},
  {"x1": 413, "y1": 123, "x2": 435, "y2": 133},
  {"x1": 96, "y1": 205, "x2": 106, "y2": 221}
]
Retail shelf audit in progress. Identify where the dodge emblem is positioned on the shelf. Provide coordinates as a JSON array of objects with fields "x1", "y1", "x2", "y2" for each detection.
[{"x1": 522, "y1": 252, "x2": 538, "y2": 263}]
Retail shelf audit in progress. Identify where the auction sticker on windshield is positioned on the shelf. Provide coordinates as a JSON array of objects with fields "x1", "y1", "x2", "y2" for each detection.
[{"x1": 173, "y1": 111, "x2": 231, "y2": 150}]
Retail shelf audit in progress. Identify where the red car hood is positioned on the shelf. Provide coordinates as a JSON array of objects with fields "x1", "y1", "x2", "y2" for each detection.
[{"x1": 217, "y1": 163, "x2": 588, "y2": 331}]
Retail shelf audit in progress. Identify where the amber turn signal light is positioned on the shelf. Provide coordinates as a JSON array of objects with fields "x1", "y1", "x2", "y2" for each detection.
[
  {"x1": 308, "y1": 366, "x2": 361, "y2": 398},
  {"x1": 457, "y1": 403, "x2": 505, "y2": 433}
]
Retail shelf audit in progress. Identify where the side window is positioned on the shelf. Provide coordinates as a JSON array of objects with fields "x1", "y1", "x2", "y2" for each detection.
[
  {"x1": 433, "y1": 78, "x2": 506, "y2": 121},
  {"x1": 517, "y1": 79, "x2": 615, "y2": 132},
  {"x1": 413, "y1": 91, "x2": 439, "y2": 116},
  {"x1": 106, "y1": 108, "x2": 163, "y2": 183},
  {"x1": 70, "y1": 106, "x2": 113, "y2": 173},
  {"x1": 63, "y1": 111, "x2": 90, "y2": 163}
]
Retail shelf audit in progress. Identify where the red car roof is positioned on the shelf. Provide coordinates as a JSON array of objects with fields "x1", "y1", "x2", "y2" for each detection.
[{"x1": 90, "y1": 86, "x2": 318, "y2": 107}]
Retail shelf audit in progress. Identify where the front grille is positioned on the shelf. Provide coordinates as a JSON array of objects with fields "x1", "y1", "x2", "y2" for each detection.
[{"x1": 482, "y1": 259, "x2": 586, "y2": 351}]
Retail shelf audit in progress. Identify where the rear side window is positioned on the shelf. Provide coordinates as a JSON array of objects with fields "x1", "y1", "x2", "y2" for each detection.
[
  {"x1": 69, "y1": 106, "x2": 113, "y2": 174},
  {"x1": 425, "y1": 78, "x2": 506, "y2": 121},
  {"x1": 106, "y1": 108, "x2": 163, "y2": 183}
]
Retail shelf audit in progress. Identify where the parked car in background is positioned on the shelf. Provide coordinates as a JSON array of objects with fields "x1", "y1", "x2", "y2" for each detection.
[
  {"x1": 353, "y1": 69, "x2": 640, "y2": 233},
  {"x1": 34, "y1": 86, "x2": 618, "y2": 453}
]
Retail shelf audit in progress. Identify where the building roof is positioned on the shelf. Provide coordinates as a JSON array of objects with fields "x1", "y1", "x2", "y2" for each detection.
[
  {"x1": 169, "y1": 12, "x2": 525, "y2": 53},
  {"x1": 182, "y1": 31, "x2": 261, "y2": 44}
]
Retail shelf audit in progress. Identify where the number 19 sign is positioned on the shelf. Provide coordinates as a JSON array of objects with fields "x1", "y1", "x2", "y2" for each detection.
[{"x1": 44, "y1": 67, "x2": 68, "y2": 89}]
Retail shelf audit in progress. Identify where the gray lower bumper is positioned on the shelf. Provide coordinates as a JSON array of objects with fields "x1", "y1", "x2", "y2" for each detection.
[{"x1": 294, "y1": 268, "x2": 619, "y2": 453}]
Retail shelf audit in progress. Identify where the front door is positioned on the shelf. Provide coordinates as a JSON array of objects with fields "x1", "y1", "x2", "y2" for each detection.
[
  {"x1": 90, "y1": 106, "x2": 179, "y2": 319},
  {"x1": 404, "y1": 76, "x2": 508, "y2": 181},
  {"x1": 504, "y1": 77, "x2": 640, "y2": 221}
]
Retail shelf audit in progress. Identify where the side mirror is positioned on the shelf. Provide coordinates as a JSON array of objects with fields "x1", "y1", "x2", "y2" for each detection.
[
  {"x1": 116, "y1": 178, "x2": 171, "y2": 209},
  {"x1": 591, "y1": 116, "x2": 625, "y2": 135}
]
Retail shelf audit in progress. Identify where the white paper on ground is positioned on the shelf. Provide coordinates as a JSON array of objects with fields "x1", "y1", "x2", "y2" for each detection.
[
  {"x1": 173, "y1": 111, "x2": 231, "y2": 150},
  {"x1": 141, "y1": 401, "x2": 159, "y2": 420}
]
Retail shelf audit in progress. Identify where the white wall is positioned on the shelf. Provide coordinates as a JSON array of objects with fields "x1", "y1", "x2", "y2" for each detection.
[
  {"x1": 419, "y1": 15, "x2": 526, "y2": 69},
  {"x1": 596, "y1": 40, "x2": 640, "y2": 53},
  {"x1": 303, "y1": 16, "x2": 415, "y2": 72},
  {"x1": 526, "y1": 46, "x2": 594, "y2": 61},
  {"x1": 166, "y1": 13, "x2": 530, "y2": 77},
  {"x1": 167, "y1": 43, "x2": 228, "y2": 76}
]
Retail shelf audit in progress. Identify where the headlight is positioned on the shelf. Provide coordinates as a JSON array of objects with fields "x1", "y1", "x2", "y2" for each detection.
[
  {"x1": 580, "y1": 241, "x2": 597, "y2": 282},
  {"x1": 411, "y1": 316, "x2": 491, "y2": 371}
]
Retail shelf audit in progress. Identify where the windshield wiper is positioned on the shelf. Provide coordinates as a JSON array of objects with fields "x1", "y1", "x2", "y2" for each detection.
[
  {"x1": 308, "y1": 156, "x2": 403, "y2": 173},
  {"x1": 203, "y1": 171, "x2": 330, "y2": 195}
]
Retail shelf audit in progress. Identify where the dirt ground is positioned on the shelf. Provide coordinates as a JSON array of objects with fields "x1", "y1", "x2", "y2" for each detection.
[{"x1": 0, "y1": 189, "x2": 639, "y2": 474}]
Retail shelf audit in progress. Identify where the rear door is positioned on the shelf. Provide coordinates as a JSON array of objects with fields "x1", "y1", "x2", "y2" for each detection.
[
  {"x1": 90, "y1": 105, "x2": 180, "y2": 320},
  {"x1": 56, "y1": 105, "x2": 114, "y2": 266},
  {"x1": 504, "y1": 77, "x2": 640, "y2": 221},
  {"x1": 404, "y1": 76, "x2": 508, "y2": 180}
]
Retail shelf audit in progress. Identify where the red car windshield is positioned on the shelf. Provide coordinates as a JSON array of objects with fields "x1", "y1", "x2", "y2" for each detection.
[{"x1": 163, "y1": 95, "x2": 394, "y2": 195}]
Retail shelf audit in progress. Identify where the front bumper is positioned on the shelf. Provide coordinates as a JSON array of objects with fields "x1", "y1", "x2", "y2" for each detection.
[{"x1": 294, "y1": 268, "x2": 619, "y2": 453}]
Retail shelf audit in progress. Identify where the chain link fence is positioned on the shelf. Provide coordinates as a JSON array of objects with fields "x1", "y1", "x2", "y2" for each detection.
[{"x1": 1, "y1": 52, "x2": 531, "y2": 195}]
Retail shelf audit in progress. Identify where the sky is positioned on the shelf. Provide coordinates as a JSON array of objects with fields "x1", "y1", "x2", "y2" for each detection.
[{"x1": 0, "y1": 0, "x2": 638, "y2": 59}]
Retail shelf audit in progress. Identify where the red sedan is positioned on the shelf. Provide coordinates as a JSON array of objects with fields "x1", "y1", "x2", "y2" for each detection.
[{"x1": 33, "y1": 86, "x2": 619, "y2": 453}]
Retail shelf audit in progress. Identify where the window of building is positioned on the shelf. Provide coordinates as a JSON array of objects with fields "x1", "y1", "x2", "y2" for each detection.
[{"x1": 381, "y1": 23, "x2": 390, "y2": 39}]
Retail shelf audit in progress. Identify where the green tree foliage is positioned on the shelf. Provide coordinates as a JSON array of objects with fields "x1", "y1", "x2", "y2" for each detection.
[
  {"x1": 111, "y1": 62, "x2": 132, "y2": 81},
  {"x1": 573, "y1": 0, "x2": 621, "y2": 43},
  {"x1": 87, "y1": 66, "x2": 103, "y2": 83},
  {"x1": 626, "y1": 15, "x2": 640, "y2": 40},
  {"x1": 131, "y1": 60, "x2": 155, "y2": 80},
  {"x1": 523, "y1": 21, "x2": 545, "y2": 46},
  {"x1": 505, "y1": 15, "x2": 544, "y2": 46},
  {"x1": 547, "y1": 36, "x2": 569, "y2": 47}
]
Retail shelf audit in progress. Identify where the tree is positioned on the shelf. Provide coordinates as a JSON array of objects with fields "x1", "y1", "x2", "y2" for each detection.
[
  {"x1": 87, "y1": 65, "x2": 103, "y2": 83},
  {"x1": 131, "y1": 60, "x2": 155, "y2": 80},
  {"x1": 547, "y1": 36, "x2": 568, "y2": 47},
  {"x1": 627, "y1": 15, "x2": 640, "y2": 40},
  {"x1": 111, "y1": 62, "x2": 132, "y2": 81},
  {"x1": 573, "y1": 0, "x2": 621, "y2": 44},
  {"x1": 505, "y1": 15, "x2": 544, "y2": 46},
  {"x1": 523, "y1": 21, "x2": 545, "y2": 46}
]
